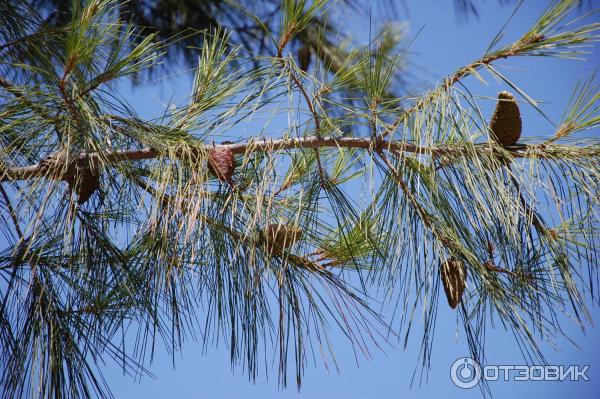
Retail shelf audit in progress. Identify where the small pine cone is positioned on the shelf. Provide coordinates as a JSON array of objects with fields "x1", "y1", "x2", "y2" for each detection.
[
  {"x1": 208, "y1": 146, "x2": 235, "y2": 185},
  {"x1": 40, "y1": 151, "x2": 100, "y2": 204},
  {"x1": 298, "y1": 45, "x2": 311, "y2": 72},
  {"x1": 489, "y1": 91, "x2": 522, "y2": 146},
  {"x1": 68, "y1": 163, "x2": 100, "y2": 205},
  {"x1": 440, "y1": 257, "x2": 467, "y2": 309},
  {"x1": 265, "y1": 224, "x2": 302, "y2": 252}
]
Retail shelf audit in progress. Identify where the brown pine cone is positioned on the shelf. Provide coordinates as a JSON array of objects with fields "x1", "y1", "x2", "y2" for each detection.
[
  {"x1": 298, "y1": 45, "x2": 311, "y2": 72},
  {"x1": 440, "y1": 257, "x2": 467, "y2": 309},
  {"x1": 489, "y1": 91, "x2": 522, "y2": 146},
  {"x1": 68, "y1": 161, "x2": 100, "y2": 205},
  {"x1": 265, "y1": 224, "x2": 302, "y2": 252},
  {"x1": 207, "y1": 146, "x2": 235, "y2": 185}
]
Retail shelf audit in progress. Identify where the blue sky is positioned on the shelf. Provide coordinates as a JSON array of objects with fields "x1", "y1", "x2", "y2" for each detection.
[{"x1": 103, "y1": 1, "x2": 599, "y2": 398}]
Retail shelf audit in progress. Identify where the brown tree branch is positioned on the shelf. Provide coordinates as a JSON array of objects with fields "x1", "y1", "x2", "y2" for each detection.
[{"x1": 1, "y1": 136, "x2": 596, "y2": 182}]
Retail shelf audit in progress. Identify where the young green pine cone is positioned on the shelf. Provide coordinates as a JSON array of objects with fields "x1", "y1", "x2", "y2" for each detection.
[
  {"x1": 265, "y1": 224, "x2": 302, "y2": 252},
  {"x1": 298, "y1": 45, "x2": 311, "y2": 72},
  {"x1": 208, "y1": 146, "x2": 235, "y2": 185},
  {"x1": 489, "y1": 91, "x2": 522, "y2": 146},
  {"x1": 440, "y1": 257, "x2": 467, "y2": 309}
]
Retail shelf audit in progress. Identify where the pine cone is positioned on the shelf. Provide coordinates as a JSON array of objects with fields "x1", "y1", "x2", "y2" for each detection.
[
  {"x1": 265, "y1": 224, "x2": 302, "y2": 252},
  {"x1": 40, "y1": 151, "x2": 100, "y2": 204},
  {"x1": 68, "y1": 162, "x2": 100, "y2": 205},
  {"x1": 489, "y1": 91, "x2": 522, "y2": 146},
  {"x1": 298, "y1": 45, "x2": 311, "y2": 72},
  {"x1": 440, "y1": 257, "x2": 467, "y2": 309},
  {"x1": 207, "y1": 146, "x2": 235, "y2": 185}
]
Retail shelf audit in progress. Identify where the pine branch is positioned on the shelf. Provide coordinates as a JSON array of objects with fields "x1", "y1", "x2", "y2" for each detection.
[
  {"x1": 1, "y1": 1, "x2": 598, "y2": 396},
  {"x1": 381, "y1": 0, "x2": 599, "y2": 139},
  {"x1": 2, "y1": 136, "x2": 597, "y2": 181},
  {"x1": 0, "y1": 76, "x2": 53, "y2": 120}
]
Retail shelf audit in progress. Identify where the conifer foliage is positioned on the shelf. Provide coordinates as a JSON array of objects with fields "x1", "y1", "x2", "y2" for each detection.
[{"x1": 0, "y1": 1, "x2": 599, "y2": 397}]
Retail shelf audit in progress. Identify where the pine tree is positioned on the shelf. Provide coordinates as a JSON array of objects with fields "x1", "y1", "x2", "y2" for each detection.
[{"x1": 0, "y1": 1, "x2": 598, "y2": 397}]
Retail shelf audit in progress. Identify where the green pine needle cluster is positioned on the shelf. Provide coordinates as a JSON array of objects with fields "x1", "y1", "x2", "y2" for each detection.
[{"x1": 0, "y1": 0, "x2": 599, "y2": 397}]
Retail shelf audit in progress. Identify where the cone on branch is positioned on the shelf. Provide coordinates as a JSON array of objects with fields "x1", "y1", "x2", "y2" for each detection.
[
  {"x1": 440, "y1": 257, "x2": 467, "y2": 309},
  {"x1": 68, "y1": 163, "x2": 101, "y2": 205},
  {"x1": 264, "y1": 223, "x2": 303, "y2": 252},
  {"x1": 298, "y1": 45, "x2": 311, "y2": 72},
  {"x1": 40, "y1": 151, "x2": 100, "y2": 204},
  {"x1": 207, "y1": 145, "x2": 235, "y2": 186},
  {"x1": 489, "y1": 91, "x2": 522, "y2": 146}
]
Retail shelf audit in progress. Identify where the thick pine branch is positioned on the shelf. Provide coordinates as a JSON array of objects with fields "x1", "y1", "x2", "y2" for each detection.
[{"x1": 2, "y1": 135, "x2": 597, "y2": 181}]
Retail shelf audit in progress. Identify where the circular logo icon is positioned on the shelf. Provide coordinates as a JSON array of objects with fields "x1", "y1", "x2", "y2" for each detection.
[{"x1": 451, "y1": 357, "x2": 482, "y2": 389}]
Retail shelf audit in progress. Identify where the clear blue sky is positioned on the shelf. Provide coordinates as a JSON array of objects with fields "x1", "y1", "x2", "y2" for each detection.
[{"x1": 104, "y1": 1, "x2": 599, "y2": 397}]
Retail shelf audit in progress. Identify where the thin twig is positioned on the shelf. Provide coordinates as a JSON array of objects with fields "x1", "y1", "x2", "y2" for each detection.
[
  {"x1": 379, "y1": 37, "x2": 545, "y2": 139},
  {"x1": 280, "y1": 56, "x2": 326, "y2": 182},
  {"x1": 0, "y1": 76, "x2": 53, "y2": 120}
]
